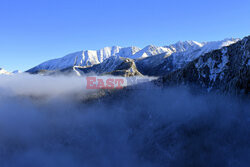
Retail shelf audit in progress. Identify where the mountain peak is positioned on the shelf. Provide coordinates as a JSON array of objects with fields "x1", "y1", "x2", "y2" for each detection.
[
  {"x1": 144, "y1": 44, "x2": 157, "y2": 49},
  {"x1": 12, "y1": 70, "x2": 22, "y2": 74},
  {"x1": 26, "y1": 37, "x2": 240, "y2": 73},
  {"x1": 164, "y1": 40, "x2": 203, "y2": 53}
]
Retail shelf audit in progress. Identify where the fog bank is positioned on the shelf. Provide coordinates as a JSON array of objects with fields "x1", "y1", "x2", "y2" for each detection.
[{"x1": 0, "y1": 74, "x2": 249, "y2": 167}]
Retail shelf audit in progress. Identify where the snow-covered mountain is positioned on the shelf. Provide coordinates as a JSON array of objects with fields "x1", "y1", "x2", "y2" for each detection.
[
  {"x1": 131, "y1": 45, "x2": 173, "y2": 59},
  {"x1": 136, "y1": 38, "x2": 240, "y2": 76},
  {"x1": 0, "y1": 68, "x2": 12, "y2": 75},
  {"x1": 27, "y1": 46, "x2": 141, "y2": 73},
  {"x1": 74, "y1": 56, "x2": 143, "y2": 77},
  {"x1": 26, "y1": 40, "x2": 214, "y2": 73},
  {"x1": 72, "y1": 38, "x2": 239, "y2": 77},
  {"x1": 156, "y1": 36, "x2": 250, "y2": 94},
  {"x1": 12, "y1": 70, "x2": 22, "y2": 74},
  {"x1": 27, "y1": 38, "x2": 240, "y2": 75}
]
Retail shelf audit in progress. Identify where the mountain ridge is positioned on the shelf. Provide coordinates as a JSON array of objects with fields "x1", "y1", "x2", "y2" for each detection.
[
  {"x1": 27, "y1": 38, "x2": 240, "y2": 74},
  {"x1": 155, "y1": 36, "x2": 250, "y2": 95}
]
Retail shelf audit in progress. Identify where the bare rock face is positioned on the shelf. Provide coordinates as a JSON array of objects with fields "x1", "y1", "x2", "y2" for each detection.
[
  {"x1": 156, "y1": 36, "x2": 250, "y2": 95},
  {"x1": 74, "y1": 57, "x2": 142, "y2": 77},
  {"x1": 107, "y1": 58, "x2": 143, "y2": 77}
]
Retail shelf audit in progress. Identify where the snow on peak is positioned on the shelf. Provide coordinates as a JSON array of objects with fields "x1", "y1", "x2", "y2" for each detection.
[
  {"x1": 12, "y1": 70, "x2": 22, "y2": 74},
  {"x1": 165, "y1": 40, "x2": 203, "y2": 53},
  {"x1": 131, "y1": 45, "x2": 173, "y2": 59},
  {"x1": 201, "y1": 38, "x2": 240, "y2": 53},
  {"x1": 27, "y1": 38, "x2": 240, "y2": 73},
  {"x1": 170, "y1": 38, "x2": 240, "y2": 69},
  {"x1": 0, "y1": 68, "x2": 12, "y2": 75}
]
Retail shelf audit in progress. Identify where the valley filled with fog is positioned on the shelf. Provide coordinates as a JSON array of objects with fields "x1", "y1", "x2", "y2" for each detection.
[{"x1": 0, "y1": 74, "x2": 249, "y2": 167}]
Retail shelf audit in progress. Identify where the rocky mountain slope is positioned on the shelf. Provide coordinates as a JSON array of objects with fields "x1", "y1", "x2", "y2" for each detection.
[
  {"x1": 156, "y1": 36, "x2": 249, "y2": 95},
  {"x1": 61, "y1": 56, "x2": 142, "y2": 77},
  {"x1": 136, "y1": 38, "x2": 240, "y2": 76}
]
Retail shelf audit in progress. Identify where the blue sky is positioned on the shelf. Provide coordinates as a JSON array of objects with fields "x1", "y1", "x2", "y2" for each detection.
[{"x1": 0, "y1": 0, "x2": 249, "y2": 71}]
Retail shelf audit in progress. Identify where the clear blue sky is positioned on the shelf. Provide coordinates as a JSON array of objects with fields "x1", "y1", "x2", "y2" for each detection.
[{"x1": 0, "y1": 0, "x2": 249, "y2": 71}]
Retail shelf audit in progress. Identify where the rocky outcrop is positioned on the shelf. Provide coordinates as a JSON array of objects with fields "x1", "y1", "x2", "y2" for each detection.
[
  {"x1": 76, "y1": 57, "x2": 142, "y2": 77},
  {"x1": 106, "y1": 58, "x2": 143, "y2": 77}
]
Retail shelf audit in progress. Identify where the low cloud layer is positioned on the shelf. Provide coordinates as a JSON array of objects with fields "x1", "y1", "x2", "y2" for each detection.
[
  {"x1": 0, "y1": 73, "x2": 91, "y2": 97},
  {"x1": 0, "y1": 74, "x2": 249, "y2": 167}
]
